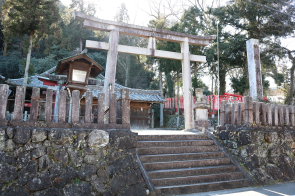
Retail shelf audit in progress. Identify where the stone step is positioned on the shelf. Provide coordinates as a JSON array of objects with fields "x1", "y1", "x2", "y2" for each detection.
[
  {"x1": 152, "y1": 172, "x2": 244, "y2": 187},
  {"x1": 137, "y1": 140, "x2": 214, "y2": 148},
  {"x1": 137, "y1": 145, "x2": 220, "y2": 155},
  {"x1": 144, "y1": 158, "x2": 231, "y2": 171},
  {"x1": 138, "y1": 134, "x2": 209, "y2": 141},
  {"x1": 148, "y1": 165, "x2": 238, "y2": 179},
  {"x1": 140, "y1": 152, "x2": 226, "y2": 163},
  {"x1": 154, "y1": 179, "x2": 250, "y2": 195}
]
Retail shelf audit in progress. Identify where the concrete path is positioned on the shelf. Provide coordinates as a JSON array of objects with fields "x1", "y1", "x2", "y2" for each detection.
[
  {"x1": 175, "y1": 182, "x2": 295, "y2": 196},
  {"x1": 131, "y1": 129, "x2": 202, "y2": 135}
]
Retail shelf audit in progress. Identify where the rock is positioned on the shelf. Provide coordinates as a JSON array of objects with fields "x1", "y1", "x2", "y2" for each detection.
[
  {"x1": 109, "y1": 130, "x2": 137, "y2": 149},
  {"x1": 6, "y1": 127, "x2": 14, "y2": 139},
  {"x1": 0, "y1": 152, "x2": 16, "y2": 165},
  {"x1": 103, "y1": 190, "x2": 114, "y2": 196},
  {"x1": 106, "y1": 155, "x2": 134, "y2": 178},
  {"x1": 238, "y1": 131, "x2": 251, "y2": 146},
  {"x1": 281, "y1": 131, "x2": 294, "y2": 142},
  {"x1": 88, "y1": 130, "x2": 109, "y2": 148},
  {"x1": 49, "y1": 162, "x2": 63, "y2": 179},
  {"x1": 43, "y1": 140, "x2": 51, "y2": 147},
  {"x1": 0, "y1": 128, "x2": 5, "y2": 151},
  {"x1": 32, "y1": 129, "x2": 48, "y2": 142},
  {"x1": 240, "y1": 146, "x2": 248, "y2": 158},
  {"x1": 39, "y1": 155, "x2": 54, "y2": 172},
  {"x1": 24, "y1": 142, "x2": 42, "y2": 151},
  {"x1": 63, "y1": 182, "x2": 92, "y2": 196},
  {"x1": 33, "y1": 188, "x2": 62, "y2": 196},
  {"x1": 84, "y1": 155, "x2": 100, "y2": 165},
  {"x1": 52, "y1": 166, "x2": 76, "y2": 189},
  {"x1": 244, "y1": 155, "x2": 266, "y2": 171},
  {"x1": 14, "y1": 127, "x2": 31, "y2": 144},
  {"x1": 77, "y1": 164, "x2": 97, "y2": 180},
  {"x1": 280, "y1": 143, "x2": 292, "y2": 156},
  {"x1": 265, "y1": 132, "x2": 278, "y2": 143},
  {"x1": 255, "y1": 146, "x2": 268, "y2": 158},
  {"x1": 0, "y1": 163, "x2": 17, "y2": 183},
  {"x1": 250, "y1": 131, "x2": 265, "y2": 144},
  {"x1": 110, "y1": 174, "x2": 125, "y2": 194},
  {"x1": 32, "y1": 146, "x2": 47, "y2": 159},
  {"x1": 14, "y1": 147, "x2": 24, "y2": 158},
  {"x1": 251, "y1": 168, "x2": 274, "y2": 185},
  {"x1": 89, "y1": 175, "x2": 104, "y2": 193},
  {"x1": 18, "y1": 160, "x2": 38, "y2": 185},
  {"x1": 27, "y1": 171, "x2": 52, "y2": 191},
  {"x1": 54, "y1": 149, "x2": 69, "y2": 165},
  {"x1": 73, "y1": 130, "x2": 87, "y2": 150},
  {"x1": 226, "y1": 140, "x2": 238, "y2": 149},
  {"x1": 97, "y1": 169, "x2": 109, "y2": 183},
  {"x1": 278, "y1": 164, "x2": 295, "y2": 179},
  {"x1": 119, "y1": 183, "x2": 147, "y2": 196},
  {"x1": 17, "y1": 151, "x2": 31, "y2": 169},
  {"x1": 67, "y1": 148, "x2": 82, "y2": 167},
  {"x1": 1, "y1": 185, "x2": 30, "y2": 196},
  {"x1": 5, "y1": 139, "x2": 15, "y2": 151},
  {"x1": 219, "y1": 130, "x2": 229, "y2": 140},
  {"x1": 266, "y1": 164, "x2": 283, "y2": 181},
  {"x1": 268, "y1": 154, "x2": 279, "y2": 164},
  {"x1": 228, "y1": 131, "x2": 238, "y2": 141},
  {"x1": 123, "y1": 169, "x2": 142, "y2": 185},
  {"x1": 82, "y1": 148, "x2": 95, "y2": 157},
  {"x1": 49, "y1": 129, "x2": 74, "y2": 145}
]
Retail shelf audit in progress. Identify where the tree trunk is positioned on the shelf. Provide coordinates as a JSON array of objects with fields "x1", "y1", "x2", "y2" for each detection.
[
  {"x1": 194, "y1": 62, "x2": 198, "y2": 78},
  {"x1": 285, "y1": 57, "x2": 295, "y2": 105},
  {"x1": 79, "y1": 37, "x2": 82, "y2": 52},
  {"x1": 3, "y1": 41, "x2": 7, "y2": 56},
  {"x1": 219, "y1": 70, "x2": 226, "y2": 95},
  {"x1": 23, "y1": 30, "x2": 34, "y2": 101}
]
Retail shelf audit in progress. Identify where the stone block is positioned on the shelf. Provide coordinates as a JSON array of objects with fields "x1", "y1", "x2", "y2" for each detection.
[
  {"x1": 14, "y1": 147, "x2": 24, "y2": 158},
  {"x1": 27, "y1": 171, "x2": 52, "y2": 191},
  {"x1": 218, "y1": 130, "x2": 229, "y2": 140},
  {"x1": 88, "y1": 130, "x2": 109, "y2": 148},
  {"x1": 0, "y1": 128, "x2": 5, "y2": 151},
  {"x1": 17, "y1": 151, "x2": 31, "y2": 169},
  {"x1": 32, "y1": 146, "x2": 47, "y2": 159},
  {"x1": 109, "y1": 130, "x2": 137, "y2": 149},
  {"x1": 14, "y1": 127, "x2": 31, "y2": 144},
  {"x1": 67, "y1": 148, "x2": 82, "y2": 167},
  {"x1": 39, "y1": 155, "x2": 54, "y2": 172},
  {"x1": 119, "y1": 182, "x2": 147, "y2": 196},
  {"x1": 49, "y1": 129, "x2": 73, "y2": 145},
  {"x1": 63, "y1": 182, "x2": 92, "y2": 196},
  {"x1": 1, "y1": 184, "x2": 29, "y2": 196},
  {"x1": 265, "y1": 132, "x2": 278, "y2": 143},
  {"x1": 0, "y1": 163, "x2": 17, "y2": 183},
  {"x1": 238, "y1": 131, "x2": 251, "y2": 146},
  {"x1": 54, "y1": 149, "x2": 68, "y2": 165},
  {"x1": 18, "y1": 160, "x2": 38, "y2": 185},
  {"x1": 84, "y1": 155, "x2": 100, "y2": 165},
  {"x1": 32, "y1": 129, "x2": 48, "y2": 143},
  {"x1": 77, "y1": 164, "x2": 97, "y2": 180},
  {"x1": 280, "y1": 143, "x2": 293, "y2": 156},
  {"x1": 123, "y1": 169, "x2": 142, "y2": 186},
  {"x1": 0, "y1": 152, "x2": 15, "y2": 166},
  {"x1": 266, "y1": 164, "x2": 283, "y2": 181},
  {"x1": 89, "y1": 175, "x2": 104, "y2": 193},
  {"x1": 6, "y1": 127, "x2": 14, "y2": 139},
  {"x1": 52, "y1": 166, "x2": 76, "y2": 189},
  {"x1": 5, "y1": 139, "x2": 15, "y2": 152},
  {"x1": 251, "y1": 168, "x2": 274, "y2": 185},
  {"x1": 97, "y1": 169, "x2": 108, "y2": 183},
  {"x1": 255, "y1": 146, "x2": 268, "y2": 158},
  {"x1": 33, "y1": 188, "x2": 62, "y2": 196},
  {"x1": 110, "y1": 174, "x2": 125, "y2": 194},
  {"x1": 49, "y1": 162, "x2": 63, "y2": 179},
  {"x1": 250, "y1": 131, "x2": 265, "y2": 144}
]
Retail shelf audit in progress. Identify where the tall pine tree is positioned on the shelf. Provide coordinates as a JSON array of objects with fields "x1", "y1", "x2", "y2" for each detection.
[{"x1": 1, "y1": 0, "x2": 59, "y2": 94}]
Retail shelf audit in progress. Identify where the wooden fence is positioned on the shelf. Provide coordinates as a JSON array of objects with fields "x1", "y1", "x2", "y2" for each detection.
[
  {"x1": 220, "y1": 96, "x2": 294, "y2": 127},
  {"x1": 0, "y1": 84, "x2": 130, "y2": 129}
]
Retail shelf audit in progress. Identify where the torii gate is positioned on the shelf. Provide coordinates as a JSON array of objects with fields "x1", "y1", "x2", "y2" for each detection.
[{"x1": 74, "y1": 11, "x2": 215, "y2": 130}]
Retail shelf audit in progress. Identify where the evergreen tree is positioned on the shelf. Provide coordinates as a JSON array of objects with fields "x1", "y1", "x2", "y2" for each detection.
[{"x1": 1, "y1": 0, "x2": 59, "y2": 93}]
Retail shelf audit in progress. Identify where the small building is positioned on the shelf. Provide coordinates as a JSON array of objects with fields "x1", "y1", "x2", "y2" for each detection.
[{"x1": 7, "y1": 55, "x2": 164, "y2": 129}]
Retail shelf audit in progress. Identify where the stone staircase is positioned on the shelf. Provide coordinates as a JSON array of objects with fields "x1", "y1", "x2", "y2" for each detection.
[{"x1": 137, "y1": 134, "x2": 250, "y2": 195}]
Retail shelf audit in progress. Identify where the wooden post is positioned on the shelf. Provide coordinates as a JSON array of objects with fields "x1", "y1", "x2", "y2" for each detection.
[
  {"x1": 85, "y1": 92, "x2": 93, "y2": 123},
  {"x1": 244, "y1": 96, "x2": 253, "y2": 125},
  {"x1": 97, "y1": 93, "x2": 105, "y2": 124},
  {"x1": 278, "y1": 105, "x2": 284, "y2": 126},
  {"x1": 0, "y1": 84, "x2": 9, "y2": 121},
  {"x1": 220, "y1": 101, "x2": 226, "y2": 126},
  {"x1": 71, "y1": 90, "x2": 80, "y2": 123},
  {"x1": 58, "y1": 90, "x2": 67, "y2": 123},
  {"x1": 109, "y1": 93, "x2": 117, "y2": 124},
  {"x1": 151, "y1": 109, "x2": 155, "y2": 129},
  {"x1": 45, "y1": 89, "x2": 53, "y2": 122},
  {"x1": 289, "y1": 105, "x2": 295, "y2": 126},
  {"x1": 30, "y1": 87, "x2": 40, "y2": 121},
  {"x1": 121, "y1": 89, "x2": 130, "y2": 125},
  {"x1": 266, "y1": 103, "x2": 272, "y2": 126},
  {"x1": 237, "y1": 102, "x2": 244, "y2": 125},
  {"x1": 284, "y1": 105, "x2": 289, "y2": 126},
  {"x1": 225, "y1": 103, "x2": 231, "y2": 125},
  {"x1": 253, "y1": 102, "x2": 259, "y2": 125},
  {"x1": 273, "y1": 104, "x2": 278, "y2": 126},
  {"x1": 13, "y1": 86, "x2": 24, "y2": 121},
  {"x1": 103, "y1": 29, "x2": 119, "y2": 124},
  {"x1": 261, "y1": 102, "x2": 266, "y2": 126},
  {"x1": 231, "y1": 103, "x2": 238, "y2": 125}
]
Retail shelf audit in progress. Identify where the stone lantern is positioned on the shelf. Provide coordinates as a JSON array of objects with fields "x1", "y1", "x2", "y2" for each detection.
[
  {"x1": 55, "y1": 54, "x2": 104, "y2": 94},
  {"x1": 194, "y1": 88, "x2": 210, "y2": 131}
]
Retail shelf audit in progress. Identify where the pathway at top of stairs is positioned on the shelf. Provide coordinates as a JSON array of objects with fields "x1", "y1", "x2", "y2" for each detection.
[{"x1": 136, "y1": 133, "x2": 250, "y2": 196}]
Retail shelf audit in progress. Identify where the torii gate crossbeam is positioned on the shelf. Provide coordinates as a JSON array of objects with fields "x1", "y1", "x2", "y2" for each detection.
[{"x1": 74, "y1": 11, "x2": 215, "y2": 130}]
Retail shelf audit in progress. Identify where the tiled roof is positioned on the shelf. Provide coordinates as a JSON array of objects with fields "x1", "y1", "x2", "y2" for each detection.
[{"x1": 7, "y1": 76, "x2": 49, "y2": 89}]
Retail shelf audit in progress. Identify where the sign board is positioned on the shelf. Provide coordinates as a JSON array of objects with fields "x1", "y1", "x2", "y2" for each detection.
[
  {"x1": 23, "y1": 103, "x2": 31, "y2": 107},
  {"x1": 72, "y1": 69, "x2": 87, "y2": 82}
]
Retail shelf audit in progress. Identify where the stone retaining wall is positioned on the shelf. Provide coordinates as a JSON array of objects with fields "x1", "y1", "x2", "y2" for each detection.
[
  {"x1": 215, "y1": 126, "x2": 295, "y2": 185},
  {"x1": 0, "y1": 127, "x2": 147, "y2": 196}
]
